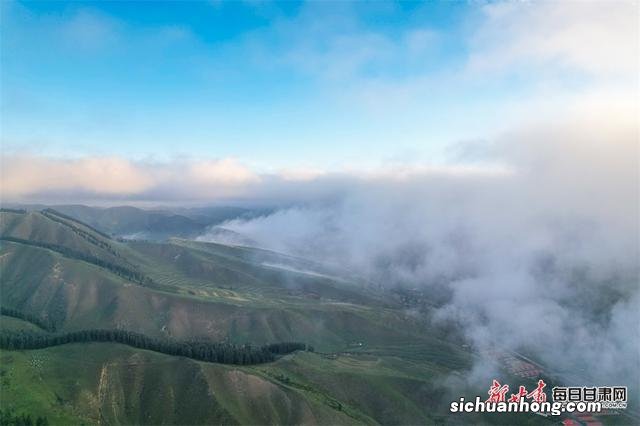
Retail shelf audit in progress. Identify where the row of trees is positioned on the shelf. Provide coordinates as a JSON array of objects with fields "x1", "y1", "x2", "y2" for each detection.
[
  {"x1": 41, "y1": 208, "x2": 113, "y2": 240},
  {"x1": 0, "y1": 208, "x2": 27, "y2": 214},
  {"x1": 41, "y1": 209, "x2": 116, "y2": 254},
  {"x1": 0, "y1": 237, "x2": 154, "y2": 287},
  {"x1": 0, "y1": 329, "x2": 307, "y2": 365},
  {"x1": 0, "y1": 307, "x2": 56, "y2": 332},
  {"x1": 0, "y1": 409, "x2": 48, "y2": 426},
  {"x1": 265, "y1": 342, "x2": 313, "y2": 354}
]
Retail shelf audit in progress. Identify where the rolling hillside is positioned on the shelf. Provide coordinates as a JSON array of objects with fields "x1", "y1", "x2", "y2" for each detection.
[
  {"x1": 5, "y1": 205, "x2": 261, "y2": 240},
  {"x1": 0, "y1": 209, "x2": 550, "y2": 425}
]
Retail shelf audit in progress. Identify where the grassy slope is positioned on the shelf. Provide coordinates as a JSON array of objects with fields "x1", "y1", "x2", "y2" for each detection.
[
  {"x1": 0, "y1": 316, "x2": 42, "y2": 332},
  {"x1": 0, "y1": 345, "x2": 361, "y2": 425},
  {"x1": 0, "y1": 211, "x2": 125, "y2": 268},
  {"x1": 0, "y1": 212, "x2": 467, "y2": 353},
  {"x1": 0, "y1": 211, "x2": 483, "y2": 424},
  {"x1": 1, "y1": 239, "x2": 448, "y2": 351},
  {"x1": 0, "y1": 342, "x2": 473, "y2": 425},
  {"x1": 33, "y1": 204, "x2": 255, "y2": 239},
  {"x1": 1, "y1": 343, "x2": 555, "y2": 426}
]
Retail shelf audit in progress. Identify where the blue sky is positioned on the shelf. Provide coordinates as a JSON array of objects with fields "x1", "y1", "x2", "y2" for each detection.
[
  {"x1": 3, "y1": 1, "x2": 528, "y2": 166},
  {"x1": 1, "y1": 0, "x2": 636, "y2": 203}
]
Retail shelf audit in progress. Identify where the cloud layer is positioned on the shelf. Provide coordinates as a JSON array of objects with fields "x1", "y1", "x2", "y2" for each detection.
[
  {"x1": 468, "y1": 1, "x2": 638, "y2": 77},
  {"x1": 0, "y1": 156, "x2": 261, "y2": 203},
  {"x1": 197, "y1": 107, "x2": 639, "y2": 390},
  {"x1": 0, "y1": 151, "x2": 515, "y2": 204}
]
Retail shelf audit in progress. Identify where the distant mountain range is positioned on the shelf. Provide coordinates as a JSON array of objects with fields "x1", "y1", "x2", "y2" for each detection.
[{"x1": 2, "y1": 204, "x2": 270, "y2": 240}]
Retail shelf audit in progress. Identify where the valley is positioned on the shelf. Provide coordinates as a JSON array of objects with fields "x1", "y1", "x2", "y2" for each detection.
[
  {"x1": 0, "y1": 209, "x2": 482, "y2": 424},
  {"x1": 0, "y1": 209, "x2": 624, "y2": 425}
]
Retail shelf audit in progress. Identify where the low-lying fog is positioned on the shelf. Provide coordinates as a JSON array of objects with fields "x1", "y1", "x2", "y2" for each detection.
[{"x1": 198, "y1": 113, "x2": 639, "y2": 391}]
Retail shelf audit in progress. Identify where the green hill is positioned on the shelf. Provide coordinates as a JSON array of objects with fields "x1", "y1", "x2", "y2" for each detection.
[
  {"x1": 5, "y1": 204, "x2": 258, "y2": 240},
  {"x1": 0, "y1": 209, "x2": 492, "y2": 425}
]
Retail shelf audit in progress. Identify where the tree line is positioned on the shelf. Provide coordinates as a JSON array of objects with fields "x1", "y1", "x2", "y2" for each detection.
[
  {"x1": 0, "y1": 329, "x2": 307, "y2": 365},
  {"x1": 41, "y1": 209, "x2": 117, "y2": 255},
  {"x1": 0, "y1": 307, "x2": 56, "y2": 332},
  {"x1": 0, "y1": 409, "x2": 48, "y2": 426},
  {"x1": 0, "y1": 208, "x2": 27, "y2": 214},
  {"x1": 0, "y1": 236, "x2": 155, "y2": 288},
  {"x1": 265, "y1": 342, "x2": 314, "y2": 354},
  {"x1": 41, "y1": 208, "x2": 112, "y2": 240}
]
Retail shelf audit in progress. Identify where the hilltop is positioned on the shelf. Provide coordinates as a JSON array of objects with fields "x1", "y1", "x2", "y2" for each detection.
[
  {"x1": 2, "y1": 204, "x2": 264, "y2": 240},
  {"x1": 0, "y1": 208, "x2": 548, "y2": 425}
]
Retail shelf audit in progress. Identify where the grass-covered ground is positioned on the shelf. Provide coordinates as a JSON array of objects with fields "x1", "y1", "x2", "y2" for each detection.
[
  {"x1": 0, "y1": 210, "x2": 572, "y2": 424},
  {"x1": 0, "y1": 343, "x2": 446, "y2": 425}
]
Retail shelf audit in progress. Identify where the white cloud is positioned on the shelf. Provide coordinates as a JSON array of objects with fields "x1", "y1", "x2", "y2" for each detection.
[
  {"x1": 0, "y1": 156, "x2": 153, "y2": 197},
  {"x1": 202, "y1": 106, "x2": 639, "y2": 388},
  {"x1": 0, "y1": 156, "x2": 264, "y2": 202},
  {"x1": 467, "y1": 1, "x2": 639, "y2": 78},
  {"x1": 244, "y1": 2, "x2": 443, "y2": 83},
  {"x1": 0, "y1": 152, "x2": 519, "y2": 205},
  {"x1": 188, "y1": 158, "x2": 260, "y2": 186}
]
